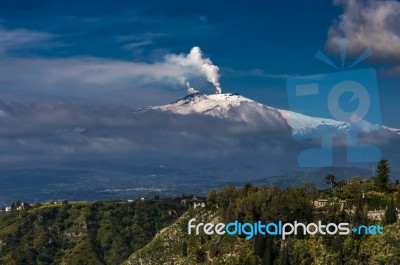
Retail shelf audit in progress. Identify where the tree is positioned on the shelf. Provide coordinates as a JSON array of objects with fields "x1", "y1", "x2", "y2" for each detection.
[
  {"x1": 375, "y1": 159, "x2": 390, "y2": 192},
  {"x1": 397, "y1": 192, "x2": 400, "y2": 208},
  {"x1": 200, "y1": 236, "x2": 205, "y2": 245},
  {"x1": 182, "y1": 241, "x2": 188, "y2": 257},
  {"x1": 206, "y1": 189, "x2": 218, "y2": 205},
  {"x1": 351, "y1": 200, "x2": 368, "y2": 229},
  {"x1": 326, "y1": 174, "x2": 337, "y2": 190},
  {"x1": 279, "y1": 246, "x2": 289, "y2": 265},
  {"x1": 384, "y1": 198, "x2": 397, "y2": 225},
  {"x1": 262, "y1": 236, "x2": 274, "y2": 265},
  {"x1": 195, "y1": 249, "x2": 206, "y2": 263},
  {"x1": 254, "y1": 235, "x2": 265, "y2": 258},
  {"x1": 342, "y1": 177, "x2": 363, "y2": 199}
]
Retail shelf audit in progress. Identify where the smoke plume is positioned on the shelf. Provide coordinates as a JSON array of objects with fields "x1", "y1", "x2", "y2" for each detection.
[
  {"x1": 165, "y1": 46, "x2": 222, "y2": 94},
  {"x1": 185, "y1": 81, "x2": 199, "y2": 94}
]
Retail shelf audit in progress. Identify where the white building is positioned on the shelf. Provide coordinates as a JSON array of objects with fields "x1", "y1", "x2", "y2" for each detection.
[{"x1": 367, "y1": 210, "x2": 385, "y2": 221}]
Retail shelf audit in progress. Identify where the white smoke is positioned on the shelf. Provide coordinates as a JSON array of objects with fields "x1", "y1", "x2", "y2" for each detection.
[
  {"x1": 177, "y1": 77, "x2": 199, "y2": 94},
  {"x1": 185, "y1": 82, "x2": 199, "y2": 94},
  {"x1": 165, "y1": 46, "x2": 222, "y2": 94}
]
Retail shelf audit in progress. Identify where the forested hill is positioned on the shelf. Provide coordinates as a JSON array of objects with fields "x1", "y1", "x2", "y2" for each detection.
[
  {"x1": 126, "y1": 179, "x2": 400, "y2": 265},
  {"x1": 2, "y1": 160, "x2": 400, "y2": 265},
  {"x1": 0, "y1": 199, "x2": 185, "y2": 265}
]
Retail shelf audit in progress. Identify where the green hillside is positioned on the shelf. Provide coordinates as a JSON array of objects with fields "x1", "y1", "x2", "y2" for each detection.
[
  {"x1": 124, "y1": 208, "x2": 256, "y2": 265},
  {"x1": 0, "y1": 199, "x2": 185, "y2": 265},
  {"x1": 1, "y1": 160, "x2": 400, "y2": 264},
  {"x1": 125, "y1": 181, "x2": 400, "y2": 265}
]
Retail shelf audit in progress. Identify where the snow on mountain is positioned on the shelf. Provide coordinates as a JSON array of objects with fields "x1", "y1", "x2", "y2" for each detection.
[
  {"x1": 144, "y1": 92, "x2": 254, "y2": 117},
  {"x1": 137, "y1": 92, "x2": 398, "y2": 137},
  {"x1": 278, "y1": 109, "x2": 349, "y2": 136},
  {"x1": 381, "y1": 126, "x2": 400, "y2": 136}
]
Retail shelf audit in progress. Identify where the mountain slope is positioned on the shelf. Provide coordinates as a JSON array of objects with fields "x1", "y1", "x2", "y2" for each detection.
[{"x1": 137, "y1": 92, "x2": 400, "y2": 137}]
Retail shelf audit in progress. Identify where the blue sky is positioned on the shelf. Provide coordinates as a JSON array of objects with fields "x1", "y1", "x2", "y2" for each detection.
[{"x1": 0, "y1": 0, "x2": 399, "y2": 127}]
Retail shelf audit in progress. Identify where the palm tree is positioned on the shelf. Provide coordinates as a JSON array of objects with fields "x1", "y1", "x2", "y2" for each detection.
[{"x1": 326, "y1": 174, "x2": 336, "y2": 190}]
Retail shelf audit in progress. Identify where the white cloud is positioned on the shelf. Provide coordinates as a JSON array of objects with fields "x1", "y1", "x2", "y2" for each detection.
[
  {"x1": 0, "y1": 57, "x2": 180, "y2": 85},
  {"x1": 123, "y1": 40, "x2": 153, "y2": 50},
  {"x1": 0, "y1": 25, "x2": 223, "y2": 103},
  {"x1": 0, "y1": 46, "x2": 223, "y2": 106},
  {"x1": 0, "y1": 25, "x2": 53, "y2": 54},
  {"x1": 223, "y1": 67, "x2": 298, "y2": 79},
  {"x1": 326, "y1": 0, "x2": 400, "y2": 70},
  {"x1": 116, "y1": 32, "x2": 166, "y2": 51}
]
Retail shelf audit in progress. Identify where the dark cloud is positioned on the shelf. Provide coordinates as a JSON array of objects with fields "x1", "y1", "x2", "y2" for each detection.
[
  {"x1": 0, "y1": 99, "x2": 398, "y2": 177},
  {"x1": 326, "y1": 0, "x2": 400, "y2": 73},
  {"x1": 0, "y1": 100, "x2": 300, "y2": 174}
]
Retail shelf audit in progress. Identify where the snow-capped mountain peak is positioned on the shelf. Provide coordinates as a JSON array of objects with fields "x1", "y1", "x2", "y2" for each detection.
[
  {"x1": 136, "y1": 92, "x2": 400, "y2": 137},
  {"x1": 143, "y1": 92, "x2": 254, "y2": 117}
]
